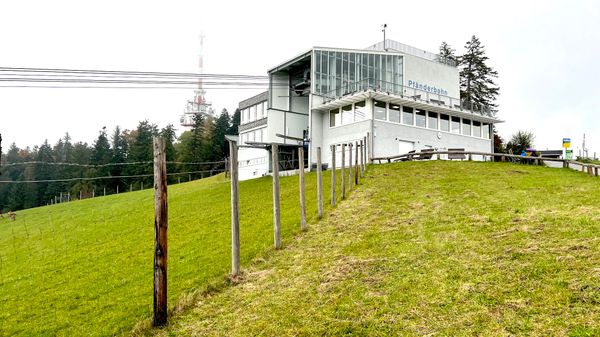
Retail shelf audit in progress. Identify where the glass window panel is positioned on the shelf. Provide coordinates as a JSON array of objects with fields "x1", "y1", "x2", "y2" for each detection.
[
  {"x1": 389, "y1": 104, "x2": 401, "y2": 123},
  {"x1": 403, "y1": 106, "x2": 414, "y2": 125},
  {"x1": 451, "y1": 116, "x2": 461, "y2": 134},
  {"x1": 374, "y1": 100, "x2": 387, "y2": 120},
  {"x1": 415, "y1": 109, "x2": 426, "y2": 127},
  {"x1": 330, "y1": 108, "x2": 340, "y2": 127},
  {"x1": 472, "y1": 120, "x2": 481, "y2": 138},
  {"x1": 482, "y1": 123, "x2": 490, "y2": 139},
  {"x1": 428, "y1": 112, "x2": 438, "y2": 130},
  {"x1": 462, "y1": 119, "x2": 471, "y2": 136},
  {"x1": 354, "y1": 101, "x2": 366, "y2": 121},
  {"x1": 341, "y1": 104, "x2": 353, "y2": 124},
  {"x1": 250, "y1": 105, "x2": 257, "y2": 121},
  {"x1": 440, "y1": 114, "x2": 450, "y2": 132}
]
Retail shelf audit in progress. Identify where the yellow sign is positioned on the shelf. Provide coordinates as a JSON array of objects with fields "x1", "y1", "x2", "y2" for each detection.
[{"x1": 563, "y1": 138, "x2": 571, "y2": 149}]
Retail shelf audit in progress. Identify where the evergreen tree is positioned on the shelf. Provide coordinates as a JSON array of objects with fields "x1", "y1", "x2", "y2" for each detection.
[
  {"x1": 459, "y1": 35, "x2": 499, "y2": 116},
  {"x1": 91, "y1": 127, "x2": 112, "y2": 194},
  {"x1": 111, "y1": 126, "x2": 129, "y2": 193},
  {"x1": 229, "y1": 108, "x2": 241, "y2": 135},
  {"x1": 437, "y1": 41, "x2": 458, "y2": 66},
  {"x1": 128, "y1": 120, "x2": 158, "y2": 189},
  {"x1": 160, "y1": 124, "x2": 177, "y2": 182},
  {"x1": 213, "y1": 109, "x2": 231, "y2": 160}
]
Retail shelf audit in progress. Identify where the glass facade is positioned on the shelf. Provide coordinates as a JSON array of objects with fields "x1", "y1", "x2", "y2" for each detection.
[
  {"x1": 451, "y1": 116, "x2": 461, "y2": 134},
  {"x1": 389, "y1": 103, "x2": 401, "y2": 123},
  {"x1": 428, "y1": 112, "x2": 438, "y2": 130},
  {"x1": 415, "y1": 109, "x2": 426, "y2": 127},
  {"x1": 462, "y1": 119, "x2": 471, "y2": 136},
  {"x1": 314, "y1": 49, "x2": 403, "y2": 97},
  {"x1": 440, "y1": 114, "x2": 450, "y2": 132},
  {"x1": 403, "y1": 106, "x2": 414, "y2": 125}
]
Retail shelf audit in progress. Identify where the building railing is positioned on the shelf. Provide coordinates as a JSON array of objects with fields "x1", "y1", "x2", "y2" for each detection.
[{"x1": 320, "y1": 78, "x2": 493, "y2": 117}]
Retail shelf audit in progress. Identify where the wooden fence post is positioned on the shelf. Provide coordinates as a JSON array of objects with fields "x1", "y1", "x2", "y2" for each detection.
[
  {"x1": 299, "y1": 147, "x2": 307, "y2": 231},
  {"x1": 366, "y1": 132, "x2": 371, "y2": 164},
  {"x1": 272, "y1": 144, "x2": 282, "y2": 249},
  {"x1": 103, "y1": 187, "x2": 106, "y2": 196},
  {"x1": 116, "y1": 185, "x2": 119, "y2": 194},
  {"x1": 348, "y1": 143, "x2": 353, "y2": 192},
  {"x1": 317, "y1": 147, "x2": 323, "y2": 219},
  {"x1": 341, "y1": 143, "x2": 346, "y2": 199},
  {"x1": 360, "y1": 139, "x2": 365, "y2": 177},
  {"x1": 355, "y1": 141, "x2": 359, "y2": 185},
  {"x1": 331, "y1": 144, "x2": 336, "y2": 206},
  {"x1": 152, "y1": 137, "x2": 168, "y2": 327},
  {"x1": 228, "y1": 138, "x2": 240, "y2": 276},
  {"x1": 595, "y1": 166, "x2": 599, "y2": 177}
]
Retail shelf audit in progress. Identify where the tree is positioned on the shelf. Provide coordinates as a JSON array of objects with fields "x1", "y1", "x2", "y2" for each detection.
[
  {"x1": 111, "y1": 126, "x2": 129, "y2": 193},
  {"x1": 91, "y1": 127, "x2": 112, "y2": 193},
  {"x1": 437, "y1": 41, "x2": 458, "y2": 66},
  {"x1": 506, "y1": 130, "x2": 535, "y2": 155},
  {"x1": 459, "y1": 35, "x2": 499, "y2": 116},
  {"x1": 229, "y1": 108, "x2": 241, "y2": 135},
  {"x1": 212, "y1": 109, "x2": 231, "y2": 160}
]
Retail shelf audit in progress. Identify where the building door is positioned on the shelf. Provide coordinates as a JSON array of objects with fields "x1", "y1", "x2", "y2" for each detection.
[{"x1": 398, "y1": 140, "x2": 414, "y2": 155}]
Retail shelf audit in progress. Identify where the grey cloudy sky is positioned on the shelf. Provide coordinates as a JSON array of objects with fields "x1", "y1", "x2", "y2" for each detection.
[{"x1": 1, "y1": 0, "x2": 599, "y2": 156}]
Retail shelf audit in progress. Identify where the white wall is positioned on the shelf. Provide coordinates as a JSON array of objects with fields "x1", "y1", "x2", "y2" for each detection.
[
  {"x1": 402, "y1": 54, "x2": 460, "y2": 99},
  {"x1": 237, "y1": 146, "x2": 269, "y2": 181},
  {"x1": 372, "y1": 120, "x2": 492, "y2": 160}
]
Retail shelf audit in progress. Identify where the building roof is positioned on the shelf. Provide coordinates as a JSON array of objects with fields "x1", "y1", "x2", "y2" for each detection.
[{"x1": 239, "y1": 91, "x2": 268, "y2": 110}]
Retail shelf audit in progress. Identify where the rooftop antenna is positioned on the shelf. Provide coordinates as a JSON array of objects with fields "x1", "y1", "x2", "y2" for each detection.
[{"x1": 382, "y1": 24, "x2": 388, "y2": 51}]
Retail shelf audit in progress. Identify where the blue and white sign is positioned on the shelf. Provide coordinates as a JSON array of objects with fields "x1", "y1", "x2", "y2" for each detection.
[{"x1": 407, "y1": 80, "x2": 448, "y2": 96}]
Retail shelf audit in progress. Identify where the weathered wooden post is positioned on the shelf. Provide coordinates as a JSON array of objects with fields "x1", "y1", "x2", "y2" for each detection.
[
  {"x1": 141, "y1": 182, "x2": 144, "y2": 190},
  {"x1": 60, "y1": 192, "x2": 63, "y2": 203},
  {"x1": 348, "y1": 143, "x2": 353, "y2": 192},
  {"x1": 103, "y1": 187, "x2": 106, "y2": 196},
  {"x1": 152, "y1": 137, "x2": 168, "y2": 327},
  {"x1": 116, "y1": 185, "x2": 119, "y2": 194},
  {"x1": 341, "y1": 143, "x2": 346, "y2": 199},
  {"x1": 299, "y1": 147, "x2": 307, "y2": 231},
  {"x1": 595, "y1": 166, "x2": 599, "y2": 177},
  {"x1": 227, "y1": 137, "x2": 240, "y2": 276},
  {"x1": 79, "y1": 190, "x2": 82, "y2": 200},
  {"x1": 468, "y1": 153, "x2": 473, "y2": 161},
  {"x1": 366, "y1": 132, "x2": 371, "y2": 164},
  {"x1": 360, "y1": 139, "x2": 365, "y2": 178},
  {"x1": 130, "y1": 183, "x2": 133, "y2": 192},
  {"x1": 272, "y1": 144, "x2": 282, "y2": 249},
  {"x1": 588, "y1": 165, "x2": 594, "y2": 177},
  {"x1": 331, "y1": 144, "x2": 336, "y2": 206},
  {"x1": 355, "y1": 141, "x2": 359, "y2": 185},
  {"x1": 317, "y1": 147, "x2": 323, "y2": 219}
]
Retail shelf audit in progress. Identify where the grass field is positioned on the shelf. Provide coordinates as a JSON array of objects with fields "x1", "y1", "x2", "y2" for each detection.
[
  {"x1": 147, "y1": 161, "x2": 600, "y2": 336},
  {"x1": 0, "y1": 171, "x2": 342, "y2": 336}
]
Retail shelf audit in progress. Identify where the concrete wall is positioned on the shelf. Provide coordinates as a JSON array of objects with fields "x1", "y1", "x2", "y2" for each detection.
[
  {"x1": 270, "y1": 72, "x2": 289, "y2": 110},
  {"x1": 402, "y1": 54, "x2": 460, "y2": 99},
  {"x1": 319, "y1": 114, "x2": 371, "y2": 167},
  {"x1": 372, "y1": 120, "x2": 492, "y2": 160},
  {"x1": 238, "y1": 146, "x2": 269, "y2": 181}
]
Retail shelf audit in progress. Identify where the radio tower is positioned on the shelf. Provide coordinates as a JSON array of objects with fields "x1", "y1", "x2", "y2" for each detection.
[{"x1": 180, "y1": 33, "x2": 214, "y2": 127}]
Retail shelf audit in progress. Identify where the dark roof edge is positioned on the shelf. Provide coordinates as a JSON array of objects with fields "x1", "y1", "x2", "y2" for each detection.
[{"x1": 239, "y1": 91, "x2": 269, "y2": 110}]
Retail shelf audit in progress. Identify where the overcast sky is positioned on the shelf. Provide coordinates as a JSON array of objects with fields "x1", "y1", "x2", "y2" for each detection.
[{"x1": 1, "y1": 0, "x2": 599, "y2": 156}]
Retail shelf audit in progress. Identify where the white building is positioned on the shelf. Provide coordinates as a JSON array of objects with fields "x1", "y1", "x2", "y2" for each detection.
[{"x1": 236, "y1": 39, "x2": 501, "y2": 180}]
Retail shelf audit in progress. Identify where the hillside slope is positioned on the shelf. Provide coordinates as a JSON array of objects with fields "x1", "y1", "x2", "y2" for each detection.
[
  {"x1": 149, "y1": 162, "x2": 600, "y2": 336},
  {"x1": 0, "y1": 172, "x2": 339, "y2": 336}
]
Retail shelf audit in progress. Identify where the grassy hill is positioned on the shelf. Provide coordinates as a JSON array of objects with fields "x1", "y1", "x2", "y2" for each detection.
[
  {"x1": 0, "y1": 172, "x2": 340, "y2": 336},
  {"x1": 144, "y1": 161, "x2": 600, "y2": 336}
]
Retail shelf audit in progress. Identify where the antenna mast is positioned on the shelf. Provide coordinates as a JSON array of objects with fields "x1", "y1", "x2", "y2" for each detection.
[
  {"x1": 180, "y1": 32, "x2": 214, "y2": 127},
  {"x1": 382, "y1": 24, "x2": 387, "y2": 51}
]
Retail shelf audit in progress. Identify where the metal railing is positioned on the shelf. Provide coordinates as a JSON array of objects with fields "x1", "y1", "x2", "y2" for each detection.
[{"x1": 320, "y1": 78, "x2": 492, "y2": 117}]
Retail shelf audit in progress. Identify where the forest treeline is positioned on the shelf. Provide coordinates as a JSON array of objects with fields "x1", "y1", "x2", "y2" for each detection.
[{"x1": 0, "y1": 109, "x2": 240, "y2": 212}]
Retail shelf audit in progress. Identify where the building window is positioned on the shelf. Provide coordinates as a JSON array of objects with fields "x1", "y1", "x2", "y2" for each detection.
[
  {"x1": 314, "y1": 49, "x2": 403, "y2": 97},
  {"x1": 482, "y1": 123, "x2": 490, "y2": 139},
  {"x1": 389, "y1": 104, "x2": 401, "y2": 123},
  {"x1": 415, "y1": 109, "x2": 426, "y2": 127},
  {"x1": 440, "y1": 114, "x2": 450, "y2": 132},
  {"x1": 330, "y1": 108, "x2": 341, "y2": 127},
  {"x1": 403, "y1": 106, "x2": 414, "y2": 125},
  {"x1": 341, "y1": 104, "x2": 354, "y2": 124},
  {"x1": 257, "y1": 102, "x2": 264, "y2": 119},
  {"x1": 355, "y1": 101, "x2": 366, "y2": 121},
  {"x1": 462, "y1": 119, "x2": 471, "y2": 136},
  {"x1": 374, "y1": 100, "x2": 387, "y2": 121},
  {"x1": 428, "y1": 112, "x2": 438, "y2": 130},
  {"x1": 451, "y1": 116, "x2": 461, "y2": 134},
  {"x1": 472, "y1": 120, "x2": 481, "y2": 138},
  {"x1": 250, "y1": 105, "x2": 257, "y2": 121}
]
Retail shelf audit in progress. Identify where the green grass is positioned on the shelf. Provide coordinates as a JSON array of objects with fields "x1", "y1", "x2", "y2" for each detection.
[
  {"x1": 147, "y1": 161, "x2": 600, "y2": 336},
  {"x1": 0, "y1": 171, "x2": 344, "y2": 336}
]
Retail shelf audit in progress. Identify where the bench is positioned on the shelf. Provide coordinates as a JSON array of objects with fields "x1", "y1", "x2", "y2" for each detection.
[{"x1": 448, "y1": 148, "x2": 466, "y2": 160}]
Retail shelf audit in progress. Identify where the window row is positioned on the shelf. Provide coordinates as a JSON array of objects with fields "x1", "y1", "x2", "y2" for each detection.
[
  {"x1": 314, "y1": 50, "x2": 403, "y2": 97},
  {"x1": 372, "y1": 100, "x2": 490, "y2": 139},
  {"x1": 239, "y1": 128, "x2": 266, "y2": 145},
  {"x1": 240, "y1": 101, "x2": 267, "y2": 125},
  {"x1": 329, "y1": 101, "x2": 367, "y2": 127}
]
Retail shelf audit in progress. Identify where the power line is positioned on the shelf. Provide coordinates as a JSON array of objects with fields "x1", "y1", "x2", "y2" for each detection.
[
  {"x1": 0, "y1": 168, "x2": 225, "y2": 184},
  {"x1": 0, "y1": 67, "x2": 269, "y2": 79},
  {"x1": 2, "y1": 160, "x2": 226, "y2": 168}
]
